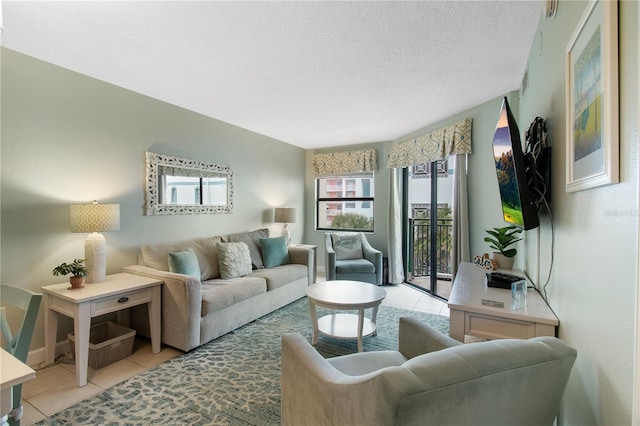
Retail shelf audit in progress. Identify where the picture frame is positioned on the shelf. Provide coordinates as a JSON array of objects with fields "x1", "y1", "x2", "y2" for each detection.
[{"x1": 565, "y1": 0, "x2": 618, "y2": 192}]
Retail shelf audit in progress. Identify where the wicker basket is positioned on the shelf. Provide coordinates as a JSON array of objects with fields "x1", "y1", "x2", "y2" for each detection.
[{"x1": 68, "y1": 321, "x2": 136, "y2": 370}]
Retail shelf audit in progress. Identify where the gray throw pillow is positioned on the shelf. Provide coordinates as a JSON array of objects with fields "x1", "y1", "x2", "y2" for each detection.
[
  {"x1": 227, "y1": 228, "x2": 270, "y2": 269},
  {"x1": 217, "y1": 242, "x2": 252, "y2": 279}
]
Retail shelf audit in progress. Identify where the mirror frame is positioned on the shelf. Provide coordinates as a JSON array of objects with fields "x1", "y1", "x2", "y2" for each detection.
[{"x1": 145, "y1": 151, "x2": 234, "y2": 215}]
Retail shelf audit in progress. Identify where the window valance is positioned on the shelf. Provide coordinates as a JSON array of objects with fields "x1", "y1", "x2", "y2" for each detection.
[
  {"x1": 312, "y1": 149, "x2": 377, "y2": 175},
  {"x1": 387, "y1": 118, "x2": 472, "y2": 168}
]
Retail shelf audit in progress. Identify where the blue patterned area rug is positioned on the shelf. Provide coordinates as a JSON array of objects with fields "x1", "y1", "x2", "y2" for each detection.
[{"x1": 38, "y1": 296, "x2": 449, "y2": 425}]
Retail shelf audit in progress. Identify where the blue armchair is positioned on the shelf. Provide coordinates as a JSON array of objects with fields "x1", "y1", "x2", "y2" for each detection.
[{"x1": 324, "y1": 233, "x2": 383, "y2": 285}]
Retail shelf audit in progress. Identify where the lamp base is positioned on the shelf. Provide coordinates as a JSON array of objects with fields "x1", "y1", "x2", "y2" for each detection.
[
  {"x1": 281, "y1": 224, "x2": 291, "y2": 246},
  {"x1": 85, "y1": 232, "x2": 106, "y2": 283}
]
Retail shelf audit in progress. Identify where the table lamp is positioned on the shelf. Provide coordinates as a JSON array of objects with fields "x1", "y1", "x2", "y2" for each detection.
[
  {"x1": 70, "y1": 201, "x2": 120, "y2": 283},
  {"x1": 274, "y1": 207, "x2": 296, "y2": 246}
]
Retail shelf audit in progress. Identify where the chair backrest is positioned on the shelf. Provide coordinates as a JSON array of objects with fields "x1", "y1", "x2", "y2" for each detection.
[
  {"x1": 0, "y1": 284, "x2": 42, "y2": 363},
  {"x1": 395, "y1": 336, "x2": 576, "y2": 425},
  {"x1": 326, "y1": 232, "x2": 365, "y2": 259}
]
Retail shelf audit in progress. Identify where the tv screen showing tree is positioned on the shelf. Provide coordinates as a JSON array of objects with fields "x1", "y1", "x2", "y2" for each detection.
[{"x1": 491, "y1": 97, "x2": 539, "y2": 230}]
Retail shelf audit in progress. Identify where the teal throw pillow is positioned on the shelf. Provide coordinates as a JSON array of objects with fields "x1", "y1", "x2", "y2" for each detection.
[
  {"x1": 168, "y1": 248, "x2": 200, "y2": 279},
  {"x1": 260, "y1": 237, "x2": 290, "y2": 268}
]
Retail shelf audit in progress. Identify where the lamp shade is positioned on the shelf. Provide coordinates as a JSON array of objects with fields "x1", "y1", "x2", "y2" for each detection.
[
  {"x1": 70, "y1": 202, "x2": 120, "y2": 233},
  {"x1": 274, "y1": 208, "x2": 296, "y2": 224}
]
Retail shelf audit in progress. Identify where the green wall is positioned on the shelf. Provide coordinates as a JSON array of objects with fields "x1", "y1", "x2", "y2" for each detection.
[
  {"x1": 518, "y1": 1, "x2": 638, "y2": 424},
  {"x1": 1, "y1": 48, "x2": 307, "y2": 350}
]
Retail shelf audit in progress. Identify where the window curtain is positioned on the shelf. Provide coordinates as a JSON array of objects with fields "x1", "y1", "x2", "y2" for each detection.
[
  {"x1": 387, "y1": 168, "x2": 405, "y2": 284},
  {"x1": 387, "y1": 118, "x2": 472, "y2": 284},
  {"x1": 312, "y1": 149, "x2": 377, "y2": 175},
  {"x1": 451, "y1": 154, "x2": 470, "y2": 277}
]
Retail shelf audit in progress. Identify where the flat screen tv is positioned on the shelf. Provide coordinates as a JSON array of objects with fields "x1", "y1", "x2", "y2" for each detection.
[{"x1": 492, "y1": 97, "x2": 540, "y2": 230}]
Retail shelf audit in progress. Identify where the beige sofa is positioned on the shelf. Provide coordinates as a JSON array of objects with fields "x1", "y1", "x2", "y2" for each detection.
[
  {"x1": 123, "y1": 229, "x2": 313, "y2": 352},
  {"x1": 282, "y1": 317, "x2": 576, "y2": 426}
]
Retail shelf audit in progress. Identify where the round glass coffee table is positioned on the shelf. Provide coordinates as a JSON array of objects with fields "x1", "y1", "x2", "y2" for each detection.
[{"x1": 305, "y1": 280, "x2": 387, "y2": 352}]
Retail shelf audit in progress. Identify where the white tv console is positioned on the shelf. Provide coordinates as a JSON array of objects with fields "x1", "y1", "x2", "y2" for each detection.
[{"x1": 448, "y1": 262, "x2": 558, "y2": 342}]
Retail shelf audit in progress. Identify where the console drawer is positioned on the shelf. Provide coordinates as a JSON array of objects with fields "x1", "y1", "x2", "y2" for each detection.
[
  {"x1": 91, "y1": 288, "x2": 152, "y2": 316},
  {"x1": 465, "y1": 312, "x2": 535, "y2": 340}
]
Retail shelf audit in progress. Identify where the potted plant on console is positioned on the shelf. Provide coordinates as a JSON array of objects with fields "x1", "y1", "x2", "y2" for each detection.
[
  {"x1": 53, "y1": 258, "x2": 89, "y2": 290},
  {"x1": 484, "y1": 225, "x2": 522, "y2": 270}
]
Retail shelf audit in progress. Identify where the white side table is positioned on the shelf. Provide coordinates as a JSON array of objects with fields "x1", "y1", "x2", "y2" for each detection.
[
  {"x1": 1, "y1": 348, "x2": 36, "y2": 423},
  {"x1": 42, "y1": 273, "x2": 162, "y2": 387}
]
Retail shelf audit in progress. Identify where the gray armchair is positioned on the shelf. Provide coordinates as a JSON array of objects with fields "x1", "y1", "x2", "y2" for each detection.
[
  {"x1": 324, "y1": 232, "x2": 383, "y2": 285},
  {"x1": 281, "y1": 317, "x2": 577, "y2": 426}
]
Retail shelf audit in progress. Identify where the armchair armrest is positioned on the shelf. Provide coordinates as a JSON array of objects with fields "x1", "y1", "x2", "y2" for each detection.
[
  {"x1": 122, "y1": 264, "x2": 202, "y2": 351},
  {"x1": 324, "y1": 233, "x2": 337, "y2": 281},
  {"x1": 398, "y1": 316, "x2": 461, "y2": 359},
  {"x1": 361, "y1": 235, "x2": 383, "y2": 285},
  {"x1": 287, "y1": 246, "x2": 314, "y2": 285}
]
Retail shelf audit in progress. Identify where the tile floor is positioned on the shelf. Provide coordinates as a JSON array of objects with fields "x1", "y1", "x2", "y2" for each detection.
[{"x1": 20, "y1": 281, "x2": 447, "y2": 425}]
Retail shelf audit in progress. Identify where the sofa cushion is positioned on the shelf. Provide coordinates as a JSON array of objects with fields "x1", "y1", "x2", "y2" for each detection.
[
  {"x1": 192, "y1": 236, "x2": 223, "y2": 281},
  {"x1": 329, "y1": 351, "x2": 408, "y2": 376},
  {"x1": 225, "y1": 228, "x2": 269, "y2": 269},
  {"x1": 251, "y1": 264, "x2": 308, "y2": 291},
  {"x1": 260, "y1": 236, "x2": 290, "y2": 268},
  {"x1": 141, "y1": 239, "x2": 194, "y2": 272},
  {"x1": 168, "y1": 248, "x2": 200, "y2": 278},
  {"x1": 331, "y1": 233, "x2": 363, "y2": 260},
  {"x1": 335, "y1": 258, "x2": 375, "y2": 274},
  {"x1": 200, "y1": 277, "x2": 267, "y2": 316},
  {"x1": 218, "y1": 242, "x2": 253, "y2": 279}
]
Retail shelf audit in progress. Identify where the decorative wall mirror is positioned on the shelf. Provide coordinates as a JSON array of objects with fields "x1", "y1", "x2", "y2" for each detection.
[{"x1": 145, "y1": 151, "x2": 233, "y2": 215}]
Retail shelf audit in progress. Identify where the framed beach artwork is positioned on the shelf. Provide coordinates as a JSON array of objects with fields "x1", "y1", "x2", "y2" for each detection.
[{"x1": 565, "y1": 0, "x2": 618, "y2": 192}]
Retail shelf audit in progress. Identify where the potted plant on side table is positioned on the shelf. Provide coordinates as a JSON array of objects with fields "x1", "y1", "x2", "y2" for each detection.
[
  {"x1": 53, "y1": 258, "x2": 89, "y2": 290},
  {"x1": 483, "y1": 225, "x2": 523, "y2": 270}
]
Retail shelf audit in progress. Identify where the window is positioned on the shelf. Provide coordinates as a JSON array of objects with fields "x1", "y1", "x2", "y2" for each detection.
[{"x1": 316, "y1": 174, "x2": 374, "y2": 231}]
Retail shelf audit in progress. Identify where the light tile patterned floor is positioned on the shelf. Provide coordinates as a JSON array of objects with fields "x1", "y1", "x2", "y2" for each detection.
[{"x1": 20, "y1": 277, "x2": 446, "y2": 425}]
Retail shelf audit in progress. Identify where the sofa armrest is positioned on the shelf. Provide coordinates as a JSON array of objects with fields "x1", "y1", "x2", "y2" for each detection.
[
  {"x1": 398, "y1": 316, "x2": 461, "y2": 359},
  {"x1": 287, "y1": 246, "x2": 314, "y2": 285},
  {"x1": 122, "y1": 265, "x2": 202, "y2": 351}
]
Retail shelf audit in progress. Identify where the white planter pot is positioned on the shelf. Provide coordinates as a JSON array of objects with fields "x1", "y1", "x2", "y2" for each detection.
[{"x1": 492, "y1": 253, "x2": 515, "y2": 270}]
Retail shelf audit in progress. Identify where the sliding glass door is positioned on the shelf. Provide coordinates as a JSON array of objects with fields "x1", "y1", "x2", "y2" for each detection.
[{"x1": 405, "y1": 156, "x2": 456, "y2": 300}]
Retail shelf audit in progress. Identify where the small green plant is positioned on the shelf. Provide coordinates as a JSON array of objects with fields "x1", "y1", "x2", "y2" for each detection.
[
  {"x1": 484, "y1": 225, "x2": 523, "y2": 258},
  {"x1": 52, "y1": 258, "x2": 88, "y2": 278}
]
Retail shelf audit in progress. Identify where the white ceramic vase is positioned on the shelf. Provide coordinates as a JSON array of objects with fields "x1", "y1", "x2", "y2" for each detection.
[{"x1": 493, "y1": 253, "x2": 515, "y2": 270}]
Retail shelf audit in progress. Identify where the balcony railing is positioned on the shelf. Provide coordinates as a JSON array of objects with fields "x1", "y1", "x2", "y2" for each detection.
[{"x1": 409, "y1": 218, "x2": 453, "y2": 277}]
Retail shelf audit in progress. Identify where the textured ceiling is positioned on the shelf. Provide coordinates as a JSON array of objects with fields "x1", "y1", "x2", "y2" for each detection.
[{"x1": 1, "y1": 1, "x2": 543, "y2": 149}]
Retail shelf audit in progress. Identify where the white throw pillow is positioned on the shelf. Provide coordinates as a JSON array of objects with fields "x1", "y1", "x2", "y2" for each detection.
[
  {"x1": 331, "y1": 233, "x2": 363, "y2": 260},
  {"x1": 217, "y1": 242, "x2": 253, "y2": 279}
]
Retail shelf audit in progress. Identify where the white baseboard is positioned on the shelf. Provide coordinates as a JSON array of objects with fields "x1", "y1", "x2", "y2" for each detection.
[{"x1": 26, "y1": 340, "x2": 70, "y2": 368}]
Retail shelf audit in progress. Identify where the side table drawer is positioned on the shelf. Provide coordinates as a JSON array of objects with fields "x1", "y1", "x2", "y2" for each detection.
[{"x1": 91, "y1": 288, "x2": 152, "y2": 316}]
